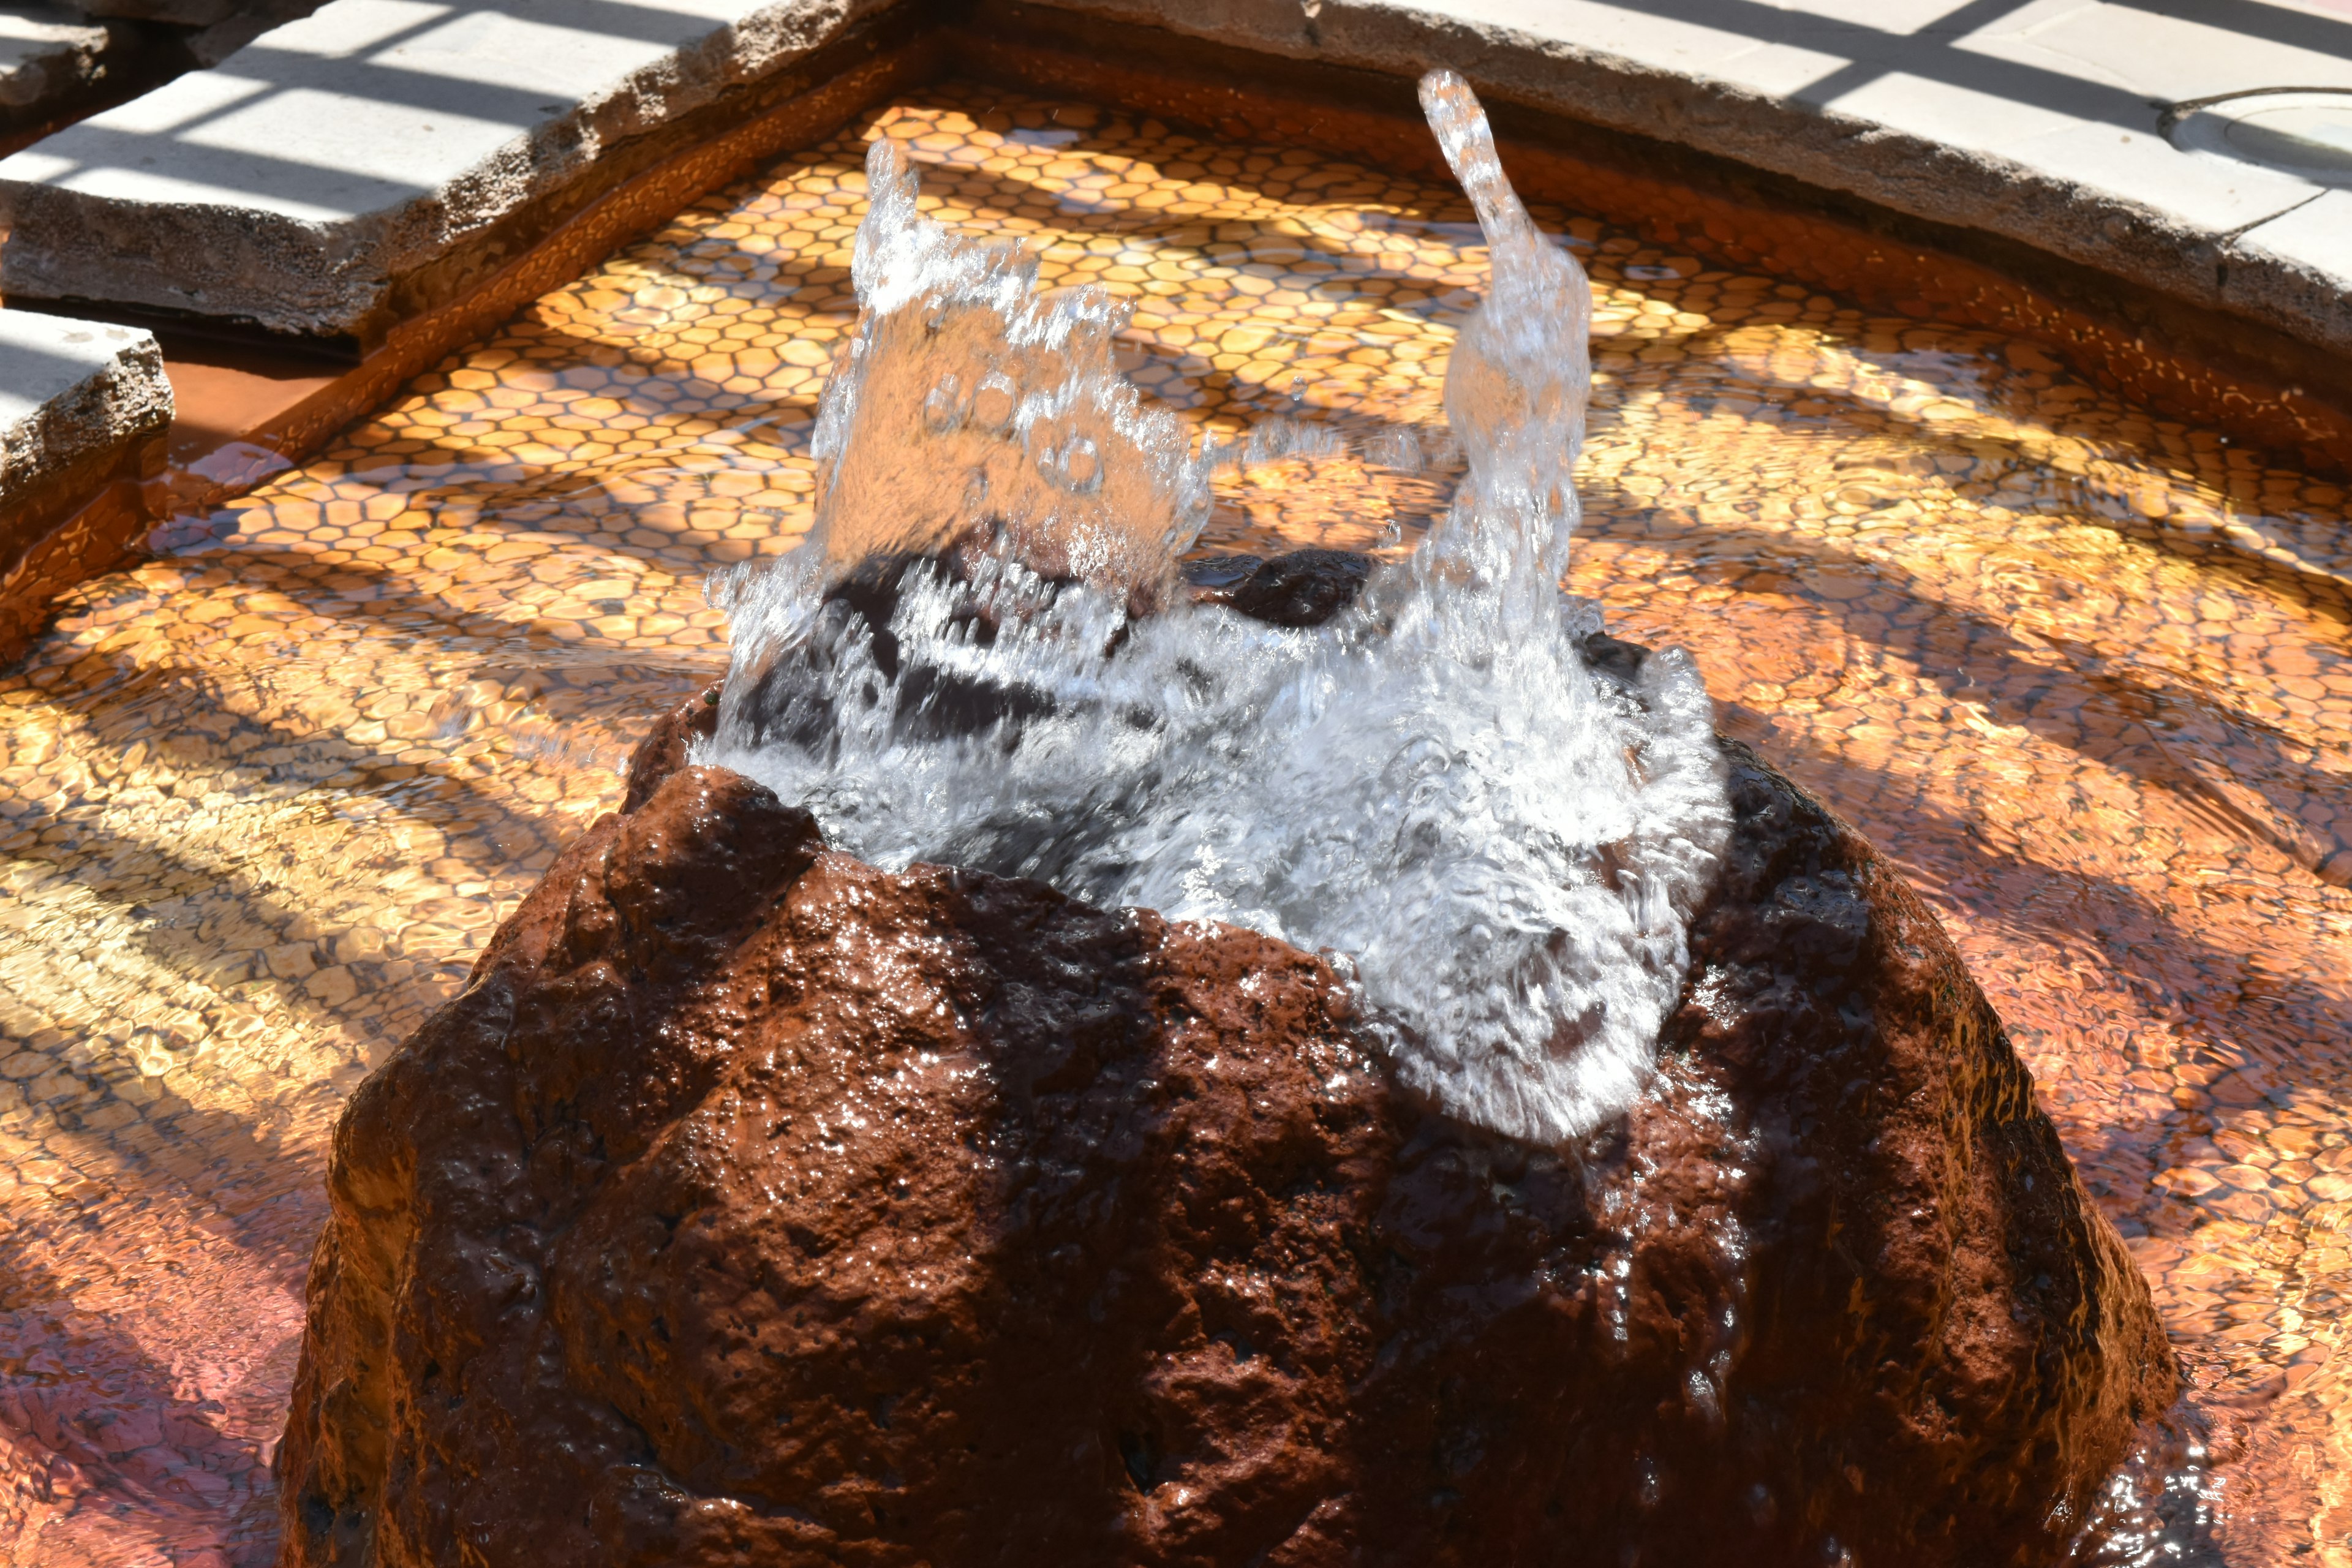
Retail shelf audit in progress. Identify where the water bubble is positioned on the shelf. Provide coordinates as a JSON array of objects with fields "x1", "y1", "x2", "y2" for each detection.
[
  {"x1": 1040, "y1": 433, "x2": 1104, "y2": 494},
  {"x1": 922, "y1": 372, "x2": 966, "y2": 433},
  {"x1": 970, "y1": 373, "x2": 1017, "y2": 434}
]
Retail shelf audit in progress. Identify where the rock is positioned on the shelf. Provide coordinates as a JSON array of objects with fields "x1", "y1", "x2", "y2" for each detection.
[
  {"x1": 619, "y1": 680, "x2": 718, "y2": 811},
  {"x1": 727, "y1": 548, "x2": 1380, "y2": 757},
  {"x1": 276, "y1": 685, "x2": 2177, "y2": 1567},
  {"x1": 1577, "y1": 628, "x2": 1649, "y2": 682},
  {"x1": 1183, "y1": 548, "x2": 1370, "y2": 627}
]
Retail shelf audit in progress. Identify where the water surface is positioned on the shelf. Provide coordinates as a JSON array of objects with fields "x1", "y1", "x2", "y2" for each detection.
[{"x1": 0, "y1": 82, "x2": 2345, "y2": 1565}]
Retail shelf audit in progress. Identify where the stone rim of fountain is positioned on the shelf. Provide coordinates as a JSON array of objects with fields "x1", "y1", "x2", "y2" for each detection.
[
  {"x1": 2165, "y1": 86, "x2": 2352, "y2": 189},
  {"x1": 2, "y1": 0, "x2": 2351, "y2": 665}
]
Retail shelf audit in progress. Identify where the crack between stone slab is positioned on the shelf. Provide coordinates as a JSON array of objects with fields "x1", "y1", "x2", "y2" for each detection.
[
  {"x1": 2158, "y1": 84, "x2": 2352, "y2": 137},
  {"x1": 2217, "y1": 187, "x2": 2324, "y2": 246},
  {"x1": 2209, "y1": 187, "x2": 2331, "y2": 306}
]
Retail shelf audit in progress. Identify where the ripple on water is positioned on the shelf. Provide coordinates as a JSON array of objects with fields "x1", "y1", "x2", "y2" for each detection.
[{"x1": 0, "y1": 81, "x2": 2345, "y2": 1566}]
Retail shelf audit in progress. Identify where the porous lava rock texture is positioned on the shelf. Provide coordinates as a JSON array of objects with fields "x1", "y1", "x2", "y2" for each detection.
[{"x1": 277, "y1": 701, "x2": 2177, "y2": 1568}]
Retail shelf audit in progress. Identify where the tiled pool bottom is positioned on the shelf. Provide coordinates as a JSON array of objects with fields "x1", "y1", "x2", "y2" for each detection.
[{"x1": 2, "y1": 82, "x2": 2349, "y2": 1566}]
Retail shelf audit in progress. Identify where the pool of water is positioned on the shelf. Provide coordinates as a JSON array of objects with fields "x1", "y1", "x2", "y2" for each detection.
[{"x1": 0, "y1": 81, "x2": 2346, "y2": 1567}]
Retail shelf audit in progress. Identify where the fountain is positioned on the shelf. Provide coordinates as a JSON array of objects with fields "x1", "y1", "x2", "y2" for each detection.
[
  {"x1": 260, "y1": 74, "x2": 2180, "y2": 1568},
  {"x1": 0, "y1": 8, "x2": 2346, "y2": 1556},
  {"x1": 702, "y1": 72, "x2": 1730, "y2": 1145}
]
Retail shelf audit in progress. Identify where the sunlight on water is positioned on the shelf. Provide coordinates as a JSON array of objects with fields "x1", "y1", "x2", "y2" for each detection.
[{"x1": 0, "y1": 77, "x2": 2345, "y2": 1567}]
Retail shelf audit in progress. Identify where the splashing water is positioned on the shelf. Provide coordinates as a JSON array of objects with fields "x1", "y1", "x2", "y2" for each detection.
[
  {"x1": 704, "y1": 72, "x2": 1733, "y2": 1142},
  {"x1": 798, "y1": 127, "x2": 1207, "y2": 603}
]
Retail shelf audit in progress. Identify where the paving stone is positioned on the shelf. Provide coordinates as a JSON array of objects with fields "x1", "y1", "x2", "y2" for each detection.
[
  {"x1": 1040, "y1": 0, "x2": 2352, "y2": 353},
  {"x1": 0, "y1": 0, "x2": 903, "y2": 344},
  {"x1": 0, "y1": 5, "x2": 121, "y2": 132}
]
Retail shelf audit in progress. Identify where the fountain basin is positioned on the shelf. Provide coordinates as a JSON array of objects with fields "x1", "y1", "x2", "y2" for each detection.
[{"x1": 0, "y1": 36, "x2": 2344, "y2": 1568}]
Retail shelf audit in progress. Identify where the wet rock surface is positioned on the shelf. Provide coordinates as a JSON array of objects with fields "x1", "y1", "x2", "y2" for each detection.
[
  {"x1": 1182, "y1": 548, "x2": 1371, "y2": 627},
  {"x1": 724, "y1": 546, "x2": 1383, "y2": 760},
  {"x1": 277, "y1": 653, "x2": 2177, "y2": 1567}
]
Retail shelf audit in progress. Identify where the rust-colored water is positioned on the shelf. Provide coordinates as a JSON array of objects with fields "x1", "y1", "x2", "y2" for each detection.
[{"x1": 1, "y1": 84, "x2": 2346, "y2": 1567}]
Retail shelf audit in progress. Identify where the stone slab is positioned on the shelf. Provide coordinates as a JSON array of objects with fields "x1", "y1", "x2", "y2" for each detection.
[
  {"x1": 0, "y1": 4, "x2": 125, "y2": 134},
  {"x1": 0, "y1": 0, "x2": 905, "y2": 344},
  {"x1": 2, "y1": 0, "x2": 2346, "y2": 362},
  {"x1": 0, "y1": 308, "x2": 169, "y2": 508},
  {"x1": 72, "y1": 0, "x2": 251, "y2": 32},
  {"x1": 0, "y1": 307, "x2": 170, "y2": 660},
  {"x1": 2231, "y1": 186, "x2": 2352, "y2": 353},
  {"x1": 1039, "y1": 0, "x2": 2352, "y2": 354},
  {"x1": 184, "y1": 0, "x2": 327, "y2": 67}
]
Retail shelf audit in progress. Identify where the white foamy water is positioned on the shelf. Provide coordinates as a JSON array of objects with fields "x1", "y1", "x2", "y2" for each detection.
[{"x1": 703, "y1": 72, "x2": 1732, "y2": 1142}]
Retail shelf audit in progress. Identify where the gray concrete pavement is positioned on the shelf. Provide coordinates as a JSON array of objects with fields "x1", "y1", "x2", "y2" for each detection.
[
  {"x1": 1052, "y1": 0, "x2": 2352, "y2": 352},
  {"x1": 0, "y1": 0, "x2": 2345, "y2": 354},
  {"x1": 0, "y1": 0, "x2": 900, "y2": 342}
]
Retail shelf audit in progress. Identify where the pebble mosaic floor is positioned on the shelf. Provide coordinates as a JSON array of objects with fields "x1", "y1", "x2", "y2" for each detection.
[{"x1": 0, "y1": 82, "x2": 2347, "y2": 1567}]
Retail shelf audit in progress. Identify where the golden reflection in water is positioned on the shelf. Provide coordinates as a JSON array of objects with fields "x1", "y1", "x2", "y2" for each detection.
[{"x1": 1, "y1": 83, "x2": 2347, "y2": 1566}]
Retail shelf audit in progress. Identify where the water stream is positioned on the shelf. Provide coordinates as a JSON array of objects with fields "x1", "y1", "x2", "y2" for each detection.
[
  {"x1": 705, "y1": 74, "x2": 1729, "y2": 1144},
  {"x1": 0, "y1": 77, "x2": 2345, "y2": 1567}
]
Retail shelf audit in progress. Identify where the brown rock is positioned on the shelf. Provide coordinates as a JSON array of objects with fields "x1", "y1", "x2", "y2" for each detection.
[
  {"x1": 726, "y1": 548, "x2": 1381, "y2": 759},
  {"x1": 277, "y1": 707, "x2": 2176, "y2": 1566},
  {"x1": 619, "y1": 681, "x2": 718, "y2": 812},
  {"x1": 1183, "y1": 549, "x2": 1372, "y2": 627}
]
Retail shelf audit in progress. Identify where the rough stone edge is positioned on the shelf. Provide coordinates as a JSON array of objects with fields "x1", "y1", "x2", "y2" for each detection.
[
  {"x1": 0, "y1": 13, "x2": 117, "y2": 127},
  {"x1": 0, "y1": 0, "x2": 912, "y2": 341},
  {"x1": 0, "y1": 317, "x2": 168, "y2": 665},
  {"x1": 1033, "y1": 0, "x2": 2351, "y2": 358},
  {"x1": 0, "y1": 21, "x2": 931, "y2": 665},
  {"x1": 7, "y1": 0, "x2": 2342, "y2": 356},
  {"x1": 0, "y1": 321, "x2": 171, "y2": 508},
  {"x1": 0, "y1": 17, "x2": 212, "y2": 164}
]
